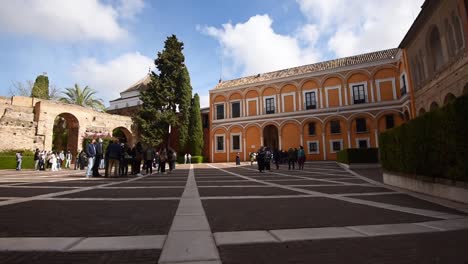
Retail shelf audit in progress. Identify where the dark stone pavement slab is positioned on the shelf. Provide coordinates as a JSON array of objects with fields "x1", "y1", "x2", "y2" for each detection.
[
  {"x1": 301, "y1": 185, "x2": 393, "y2": 194},
  {"x1": 112, "y1": 181, "x2": 187, "y2": 187},
  {"x1": 199, "y1": 187, "x2": 303, "y2": 197},
  {"x1": 0, "y1": 200, "x2": 178, "y2": 237},
  {"x1": 197, "y1": 181, "x2": 266, "y2": 186},
  {"x1": 58, "y1": 188, "x2": 184, "y2": 198},
  {"x1": 0, "y1": 187, "x2": 73, "y2": 197},
  {"x1": 0, "y1": 250, "x2": 160, "y2": 264},
  {"x1": 19, "y1": 181, "x2": 107, "y2": 187},
  {"x1": 203, "y1": 197, "x2": 437, "y2": 232},
  {"x1": 353, "y1": 194, "x2": 468, "y2": 215},
  {"x1": 218, "y1": 230, "x2": 468, "y2": 264},
  {"x1": 270, "y1": 180, "x2": 340, "y2": 185}
]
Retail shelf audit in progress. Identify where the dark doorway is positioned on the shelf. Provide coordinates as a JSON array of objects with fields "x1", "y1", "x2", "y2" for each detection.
[
  {"x1": 52, "y1": 113, "x2": 79, "y2": 155},
  {"x1": 263, "y1": 125, "x2": 279, "y2": 150}
]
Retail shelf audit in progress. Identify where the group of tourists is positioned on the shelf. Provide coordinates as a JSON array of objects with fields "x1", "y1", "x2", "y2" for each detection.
[
  {"x1": 26, "y1": 149, "x2": 73, "y2": 171},
  {"x1": 83, "y1": 139, "x2": 179, "y2": 178},
  {"x1": 251, "y1": 145, "x2": 306, "y2": 172}
]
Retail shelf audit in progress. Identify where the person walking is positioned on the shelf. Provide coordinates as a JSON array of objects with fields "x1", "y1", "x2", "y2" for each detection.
[
  {"x1": 257, "y1": 147, "x2": 266, "y2": 173},
  {"x1": 65, "y1": 150, "x2": 72, "y2": 169},
  {"x1": 288, "y1": 147, "x2": 295, "y2": 170},
  {"x1": 15, "y1": 151, "x2": 22, "y2": 171},
  {"x1": 273, "y1": 148, "x2": 281, "y2": 170},
  {"x1": 188, "y1": 153, "x2": 191, "y2": 164},
  {"x1": 145, "y1": 145, "x2": 155, "y2": 175},
  {"x1": 159, "y1": 149, "x2": 167, "y2": 174},
  {"x1": 58, "y1": 150, "x2": 65, "y2": 170},
  {"x1": 184, "y1": 153, "x2": 188, "y2": 164},
  {"x1": 93, "y1": 138, "x2": 104, "y2": 177},
  {"x1": 33, "y1": 149, "x2": 40, "y2": 171},
  {"x1": 85, "y1": 139, "x2": 96, "y2": 178},
  {"x1": 50, "y1": 152, "x2": 58, "y2": 172},
  {"x1": 134, "y1": 142, "x2": 143, "y2": 176},
  {"x1": 297, "y1": 146, "x2": 305, "y2": 170}
]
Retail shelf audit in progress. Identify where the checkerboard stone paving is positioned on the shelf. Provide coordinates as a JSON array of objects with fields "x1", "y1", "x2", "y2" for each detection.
[{"x1": 0, "y1": 163, "x2": 467, "y2": 263}]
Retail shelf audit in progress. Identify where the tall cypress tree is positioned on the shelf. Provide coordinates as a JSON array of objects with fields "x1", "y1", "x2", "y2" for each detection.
[
  {"x1": 188, "y1": 93, "x2": 204, "y2": 156},
  {"x1": 177, "y1": 67, "x2": 193, "y2": 152},
  {"x1": 31, "y1": 74, "x2": 49, "y2": 99},
  {"x1": 137, "y1": 35, "x2": 192, "y2": 147}
]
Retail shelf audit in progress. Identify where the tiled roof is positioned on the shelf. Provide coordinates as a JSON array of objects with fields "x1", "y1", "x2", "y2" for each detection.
[
  {"x1": 121, "y1": 74, "x2": 152, "y2": 93},
  {"x1": 214, "y1": 48, "x2": 399, "y2": 90}
]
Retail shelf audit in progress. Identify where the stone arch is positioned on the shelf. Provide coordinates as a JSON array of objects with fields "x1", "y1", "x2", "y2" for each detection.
[
  {"x1": 112, "y1": 126, "x2": 132, "y2": 145},
  {"x1": 261, "y1": 86, "x2": 278, "y2": 96},
  {"x1": 345, "y1": 70, "x2": 371, "y2": 83},
  {"x1": 403, "y1": 110, "x2": 410, "y2": 121},
  {"x1": 298, "y1": 78, "x2": 321, "y2": 91},
  {"x1": 212, "y1": 94, "x2": 226, "y2": 103},
  {"x1": 323, "y1": 115, "x2": 348, "y2": 134},
  {"x1": 370, "y1": 65, "x2": 398, "y2": 79},
  {"x1": 303, "y1": 117, "x2": 324, "y2": 138},
  {"x1": 419, "y1": 108, "x2": 426, "y2": 116},
  {"x1": 52, "y1": 113, "x2": 80, "y2": 158},
  {"x1": 430, "y1": 101, "x2": 439, "y2": 111},
  {"x1": 228, "y1": 92, "x2": 243, "y2": 101},
  {"x1": 445, "y1": 18, "x2": 456, "y2": 57},
  {"x1": 321, "y1": 74, "x2": 344, "y2": 87},
  {"x1": 243, "y1": 88, "x2": 260, "y2": 98},
  {"x1": 443, "y1": 93, "x2": 456, "y2": 105},
  {"x1": 427, "y1": 25, "x2": 444, "y2": 72}
]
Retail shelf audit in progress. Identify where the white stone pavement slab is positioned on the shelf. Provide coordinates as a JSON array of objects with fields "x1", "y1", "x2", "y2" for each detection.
[
  {"x1": 214, "y1": 231, "x2": 278, "y2": 245},
  {"x1": 0, "y1": 237, "x2": 81, "y2": 251},
  {"x1": 69, "y1": 235, "x2": 166, "y2": 251},
  {"x1": 415, "y1": 218, "x2": 468, "y2": 231},
  {"x1": 158, "y1": 231, "x2": 219, "y2": 263},
  {"x1": 270, "y1": 227, "x2": 365, "y2": 242},
  {"x1": 347, "y1": 223, "x2": 436, "y2": 236}
]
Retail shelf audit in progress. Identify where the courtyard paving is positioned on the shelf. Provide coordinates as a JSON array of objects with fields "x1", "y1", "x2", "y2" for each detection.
[{"x1": 0, "y1": 162, "x2": 467, "y2": 263}]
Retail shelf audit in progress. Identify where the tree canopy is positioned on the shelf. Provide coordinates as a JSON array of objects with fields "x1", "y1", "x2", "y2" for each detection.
[
  {"x1": 31, "y1": 74, "x2": 49, "y2": 99},
  {"x1": 137, "y1": 35, "x2": 193, "y2": 147},
  {"x1": 59, "y1": 84, "x2": 105, "y2": 111}
]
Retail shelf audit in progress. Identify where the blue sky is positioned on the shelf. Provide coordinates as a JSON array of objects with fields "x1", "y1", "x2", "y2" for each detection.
[{"x1": 0, "y1": 0, "x2": 424, "y2": 107}]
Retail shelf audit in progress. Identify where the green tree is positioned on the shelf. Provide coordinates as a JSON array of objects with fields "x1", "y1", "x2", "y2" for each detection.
[
  {"x1": 177, "y1": 67, "x2": 193, "y2": 152},
  {"x1": 188, "y1": 93, "x2": 204, "y2": 156},
  {"x1": 59, "y1": 84, "x2": 105, "y2": 111},
  {"x1": 31, "y1": 74, "x2": 49, "y2": 99},
  {"x1": 137, "y1": 35, "x2": 192, "y2": 147}
]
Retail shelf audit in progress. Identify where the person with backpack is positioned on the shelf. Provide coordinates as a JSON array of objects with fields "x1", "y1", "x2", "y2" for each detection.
[
  {"x1": 159, "y1": 148, "x2": 167, "y2": 174},
  {"x1": 265, "y1": 147, "x2": 272, "y2": 171},
  {"x1": 134, "y1": 142, "x2": 143, "y2": 176},
  {"x1": 288, "y1": 147, "x2": 295, "y2": 170},
  {"x1": 257, "y1": 147, "x2": 266, "y2": 173}
]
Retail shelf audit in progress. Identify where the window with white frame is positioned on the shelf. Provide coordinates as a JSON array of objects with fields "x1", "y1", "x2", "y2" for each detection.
[
  {"x1": 215, "y1": 135, "x2": 225, "y2": 152},
  {"x1": 307, "y1": 141, "x2": 319, "y2": 154},
  {"x1": 330, "y1": 140, "x2": 343, "y2": 153},
  {"x1": 231, "y1": 134, "x2": 241, "y2": 152},
  {"x1": 308, "y1": 122, "x2": 316, "y2": 136},
  {"x1": 356, "y1": 138, "x2": 369, "y2": 149},
  {"x1": 231, "y1": 101, "x2": 241, "y2": 118},
  {"x1": 330, "y1": 120, "x2": 341, "y2": 134},
  {"x1": 265, "y1": 97, "x2": 275, "y2": 114},
  {"x1": 216, "y1": 104, "x2": 225, "y2": 120},
  {"x1": 304, "y1": 91, "x2": 317, "y2": 109},
  {"x1": 352, "y1": 84, "x2": 366, "y2": 104},
  {"x1": 355, "y1": 118, "x2": 367, "y2": 133}
]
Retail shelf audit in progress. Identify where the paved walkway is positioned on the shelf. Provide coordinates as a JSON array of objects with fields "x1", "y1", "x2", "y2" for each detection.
[{"x1": 0, "y1": 162, "x2": 467, "y2": 263}]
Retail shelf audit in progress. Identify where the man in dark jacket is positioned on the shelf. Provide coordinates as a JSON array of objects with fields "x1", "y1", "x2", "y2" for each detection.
[
  {"x1": 85, "y1": 139, "x2": 96, "y2": 178},
  {"x1": 105, "y1": 140, "x2": 122, "y2": 177},
  {"x1": 92, "y1": 138, "x2": 104, "y2": 177}
]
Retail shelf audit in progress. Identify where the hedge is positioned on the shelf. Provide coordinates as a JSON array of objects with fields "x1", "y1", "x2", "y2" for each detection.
[
  {"x1": 0, "y1": 156, "x2": 35, "y2": 170},
  {"x1": 379, "y1": 94, "x2": 468, "y2": 181},
  {"x1": 337, "y1": 148, "x2": 379, "y2": 164}
]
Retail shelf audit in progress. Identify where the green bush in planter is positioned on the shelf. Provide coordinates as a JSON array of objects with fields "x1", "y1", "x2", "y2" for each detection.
[{"x1": 337, "y1": 148, "x2": 379, "y2": 164}]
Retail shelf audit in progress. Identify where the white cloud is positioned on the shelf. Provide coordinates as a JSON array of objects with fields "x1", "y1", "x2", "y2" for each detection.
[
  {"x1": 0, "y1": 0, "x2": 145, "y2": 42},
  {"x1": 117, "y1": 0, "x2": 145, "y2": 19},
  {"x1": 297, "y1": 0, "x2": 424, "y2": 57},
  {"x1": 201, "y1": 15, "x2": 320, "y2": 77},
  {"x1": 71, "y1": 52, "x2": 153, "y2": 104}
]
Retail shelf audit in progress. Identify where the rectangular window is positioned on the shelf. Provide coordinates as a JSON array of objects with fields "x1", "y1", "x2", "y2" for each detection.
[
  {"x1": 356, "y1": 118, "x2": 367, "y2": 133},
  {"x1": 216, "y1": 136, "x2": 224, "y2": 151},
  {"x1": 385, "y1": 115, "x2": 395, "y2": 129},
  {"x1": 305, "y1": 91, "x2": 317, "y2": 110},
  {"x1": 308, "y1": 122, "x2": 316, "y2": 136},
  {"x1": 216, "y1": 104, "x2": 224, "y2": 120},
  {"x1": 265, "y1": 98, "x2": 275, "y2": 114},
  {"x1": 357, "y1": 139, "x2": 369, "y2": 149},
  {"x1": 330, "y1": 120, "x2": 341, "y2": 134},
  {"x1": 231, "y1": 102, "x2": 240, "y2": 118},
  {"x1": 308, "y1": 141, "x2": 319, "y2": 154},
  {"x1": 401, "y1": 75, "x2": 407, "y2": 96},
  {"x1": 352, "y1": 84, "x2": 366, "y2": 104},
  {"x1": 331, "y1": 140, "x2": 342, "y2": 152},
  {"x1": 232, "y1": 135, "x2": 241, "y2": 151}
]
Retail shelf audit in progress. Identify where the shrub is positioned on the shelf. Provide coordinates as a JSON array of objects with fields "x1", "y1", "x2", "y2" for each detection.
[
  {"x1": 379, "y1": 94, "x2": 468, "y2": 182},
  {"x1": 0, "y1": 149, "x2": 34, "y2": 156},
  {"x1": 337, "y1": 148, "x2": 379, "y2": 164},
  {"x1": 0, "y1": 156, "x2": 35, "y2": 169},
  {"x1": 191, "y1": 156, "x2": 204, "y2": 164}
]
